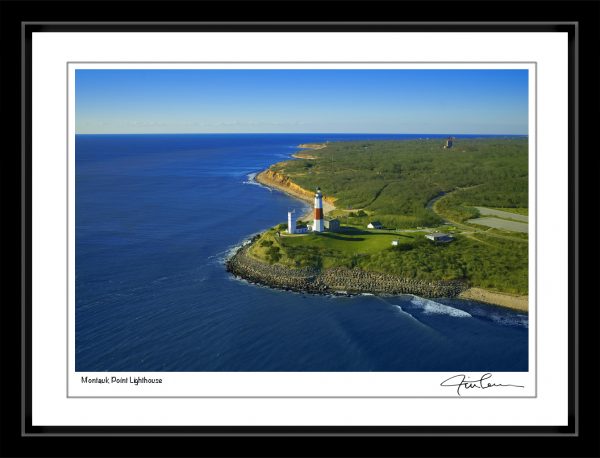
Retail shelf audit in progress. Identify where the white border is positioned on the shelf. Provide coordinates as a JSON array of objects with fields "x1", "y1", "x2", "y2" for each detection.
[{"x1": 33, "y1": 32, "x2": 568, "y2": 426}]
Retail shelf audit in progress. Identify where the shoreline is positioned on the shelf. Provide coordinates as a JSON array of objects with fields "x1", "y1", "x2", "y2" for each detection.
[
  {"x1": 458, "y1": 287, "x2": 528, "y2": 312},
  {"x1": 292, "y1": 143, "x2": 327, "y2": 160},
  {"x1": 226, "y1": 243, "x2": 528, "y2": 312},
  {"x1": 297, "y1": 143, "x2": 328, "y2": 150},
  {"x1": 254, "y1": 169, "x2": 336, "y2": 219},
  {"x1": 254, "y1": 142, "x2": 335, "y2": 218},
  {"x1": 226, "y1": 242, "x2": 468, "y2": 299}
]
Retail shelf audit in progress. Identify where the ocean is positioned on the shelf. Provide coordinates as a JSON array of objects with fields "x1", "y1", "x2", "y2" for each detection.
[{"x1": 75, "y1": 133, "x2": 528, "y2": 372}]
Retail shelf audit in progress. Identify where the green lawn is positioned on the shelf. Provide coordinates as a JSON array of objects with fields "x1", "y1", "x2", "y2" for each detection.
[
  {"x1": 249, "y1": 226, "x2": 421, "y2": 268},
  {"x1": 282, "y1": 227, "x2": 419, "y2": 256}
]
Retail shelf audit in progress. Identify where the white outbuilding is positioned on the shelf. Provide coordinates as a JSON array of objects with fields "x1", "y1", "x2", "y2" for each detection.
[{"x1": 287, "y1": 211, "x2": 297, "y2": 234}]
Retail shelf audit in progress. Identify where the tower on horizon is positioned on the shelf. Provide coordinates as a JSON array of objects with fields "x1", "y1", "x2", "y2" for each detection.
[{"x1": 313, "y1": 187, "x2": 324, "y2": 232}]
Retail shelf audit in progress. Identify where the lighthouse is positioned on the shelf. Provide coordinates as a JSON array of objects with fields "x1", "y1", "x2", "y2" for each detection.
[{"x1": 313, "y1": 187, "x2": 324, "y2": 232}]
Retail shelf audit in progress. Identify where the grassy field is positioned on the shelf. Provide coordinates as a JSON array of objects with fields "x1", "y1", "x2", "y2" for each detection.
[
  {"x1": 253, "y1": 138, "x2": 529, "y2": 296},
  {"x1": 281, "y1": 228, "x2": 420, "y2": 269},
  {"x1": 249, "y1": 226, "x2": 420, "y2": 267}
]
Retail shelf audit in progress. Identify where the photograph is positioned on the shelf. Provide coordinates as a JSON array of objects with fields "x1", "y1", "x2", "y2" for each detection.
[{"x1": 74, "y1": 67, "x2": 530, "y2": 373}]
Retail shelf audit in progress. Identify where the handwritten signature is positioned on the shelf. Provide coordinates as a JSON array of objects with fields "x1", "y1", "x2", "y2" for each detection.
[{"x1": 440, "y1": 373, "x2": 524, "y2": 396}]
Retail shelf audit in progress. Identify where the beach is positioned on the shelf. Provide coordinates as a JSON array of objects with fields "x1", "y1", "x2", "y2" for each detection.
[{"x1": 458, "y1": 288, "x2": 528, "y2": 312}]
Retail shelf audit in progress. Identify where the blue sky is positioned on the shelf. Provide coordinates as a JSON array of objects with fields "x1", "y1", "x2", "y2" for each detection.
[{"x1": 75, "y1": 69, "x2": 528, "y2": 134}]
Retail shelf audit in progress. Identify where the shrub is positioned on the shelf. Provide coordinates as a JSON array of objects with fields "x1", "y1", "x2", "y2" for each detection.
[{"x1": 266, "y1": 246, "x2": 281, "y2": 263}]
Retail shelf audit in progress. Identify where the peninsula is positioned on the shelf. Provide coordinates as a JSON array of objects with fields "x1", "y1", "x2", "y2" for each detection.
[{"x1": 227, "y1": 138, "x2": 529, "y2": 311}]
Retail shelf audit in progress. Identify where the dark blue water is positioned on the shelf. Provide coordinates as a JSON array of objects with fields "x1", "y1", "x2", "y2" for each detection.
[{"x1": 76, "y1": 133, "x2": 528, "y2": 372}]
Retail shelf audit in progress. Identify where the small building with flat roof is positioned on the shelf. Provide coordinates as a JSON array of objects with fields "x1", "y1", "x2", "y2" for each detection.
[
  {"x1": 425, "y1": 232, "x2": 454, "y2": 243},
  {"x1": 324, "y1": 219, "x2": 340, "y2": 232}
]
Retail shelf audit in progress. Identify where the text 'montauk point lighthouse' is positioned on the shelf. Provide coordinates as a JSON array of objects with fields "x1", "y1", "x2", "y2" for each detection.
[{"x1": 313, "y1": 187, "x2": 324, "y2": 232}]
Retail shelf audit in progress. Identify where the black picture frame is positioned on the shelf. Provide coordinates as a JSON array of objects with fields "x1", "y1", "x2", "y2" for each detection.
[{"x1": 1, "y1": 1, "x2": 598, "y2": 456}]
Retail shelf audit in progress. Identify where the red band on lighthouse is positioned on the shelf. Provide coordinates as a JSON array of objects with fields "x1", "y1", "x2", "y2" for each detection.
[{"x1": 314, "y1": 208, "x2": 323, "y2": 220}]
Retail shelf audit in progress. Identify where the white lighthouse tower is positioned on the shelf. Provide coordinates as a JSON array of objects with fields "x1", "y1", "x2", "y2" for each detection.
[
  {"x1": 313, "y1": 187, "x2": 324, "y2": 232},
  {"x1": 287, "y1": 210, "x2": 296, "y2": 234}
]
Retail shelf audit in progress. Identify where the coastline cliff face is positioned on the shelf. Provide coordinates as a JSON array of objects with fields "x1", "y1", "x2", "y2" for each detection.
[
  {"x1": 256, "y1": 169, "x2": 336, "y2": 206},
  {"x1": 226, "y1": 243, "x2": 468, "y2": 298}
]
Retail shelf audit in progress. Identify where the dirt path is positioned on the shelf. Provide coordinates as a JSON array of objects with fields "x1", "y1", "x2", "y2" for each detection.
[
  {"x1": 363, "y1": 182, "x2": 391, "y2": 208},
  {"x1": 463, "y1": 232, "x2": 494, "y2": 246}
]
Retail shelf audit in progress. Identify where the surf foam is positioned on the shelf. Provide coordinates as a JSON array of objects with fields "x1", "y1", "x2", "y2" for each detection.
[
  {"x1": 243, "y1": 172, "x2": 272, "y2": 190},
  {"x1": 409, "y1": 296, "x2": 472, "y2": 318}
]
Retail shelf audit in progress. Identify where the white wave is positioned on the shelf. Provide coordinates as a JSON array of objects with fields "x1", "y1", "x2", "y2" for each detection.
[
  {"x1": 242, "y1": 172, "x2": 273, "y2": 190},
  {"x1": 390, "y1": 304, "x2": 438, "y2": 332},
  {"x1": 224, "y1": 241, "x2": 248, "y2": 258},
  {"x1": 393, "y1": 304, "x2": 415, "y2": 319},
  {"x1": 409, "y1": 296, "x2": 472, "y2": 318},
  {"x1": 242, "y1": 180, "x2": 264, "y2": 186},
  {"x1": 210, "y1": 236, "x2": 257, "y2": 265}
]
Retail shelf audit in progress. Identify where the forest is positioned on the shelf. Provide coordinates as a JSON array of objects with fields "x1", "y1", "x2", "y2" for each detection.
[{"x1": 269, "y1": 137, "x2": 528, "y2": 228}]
